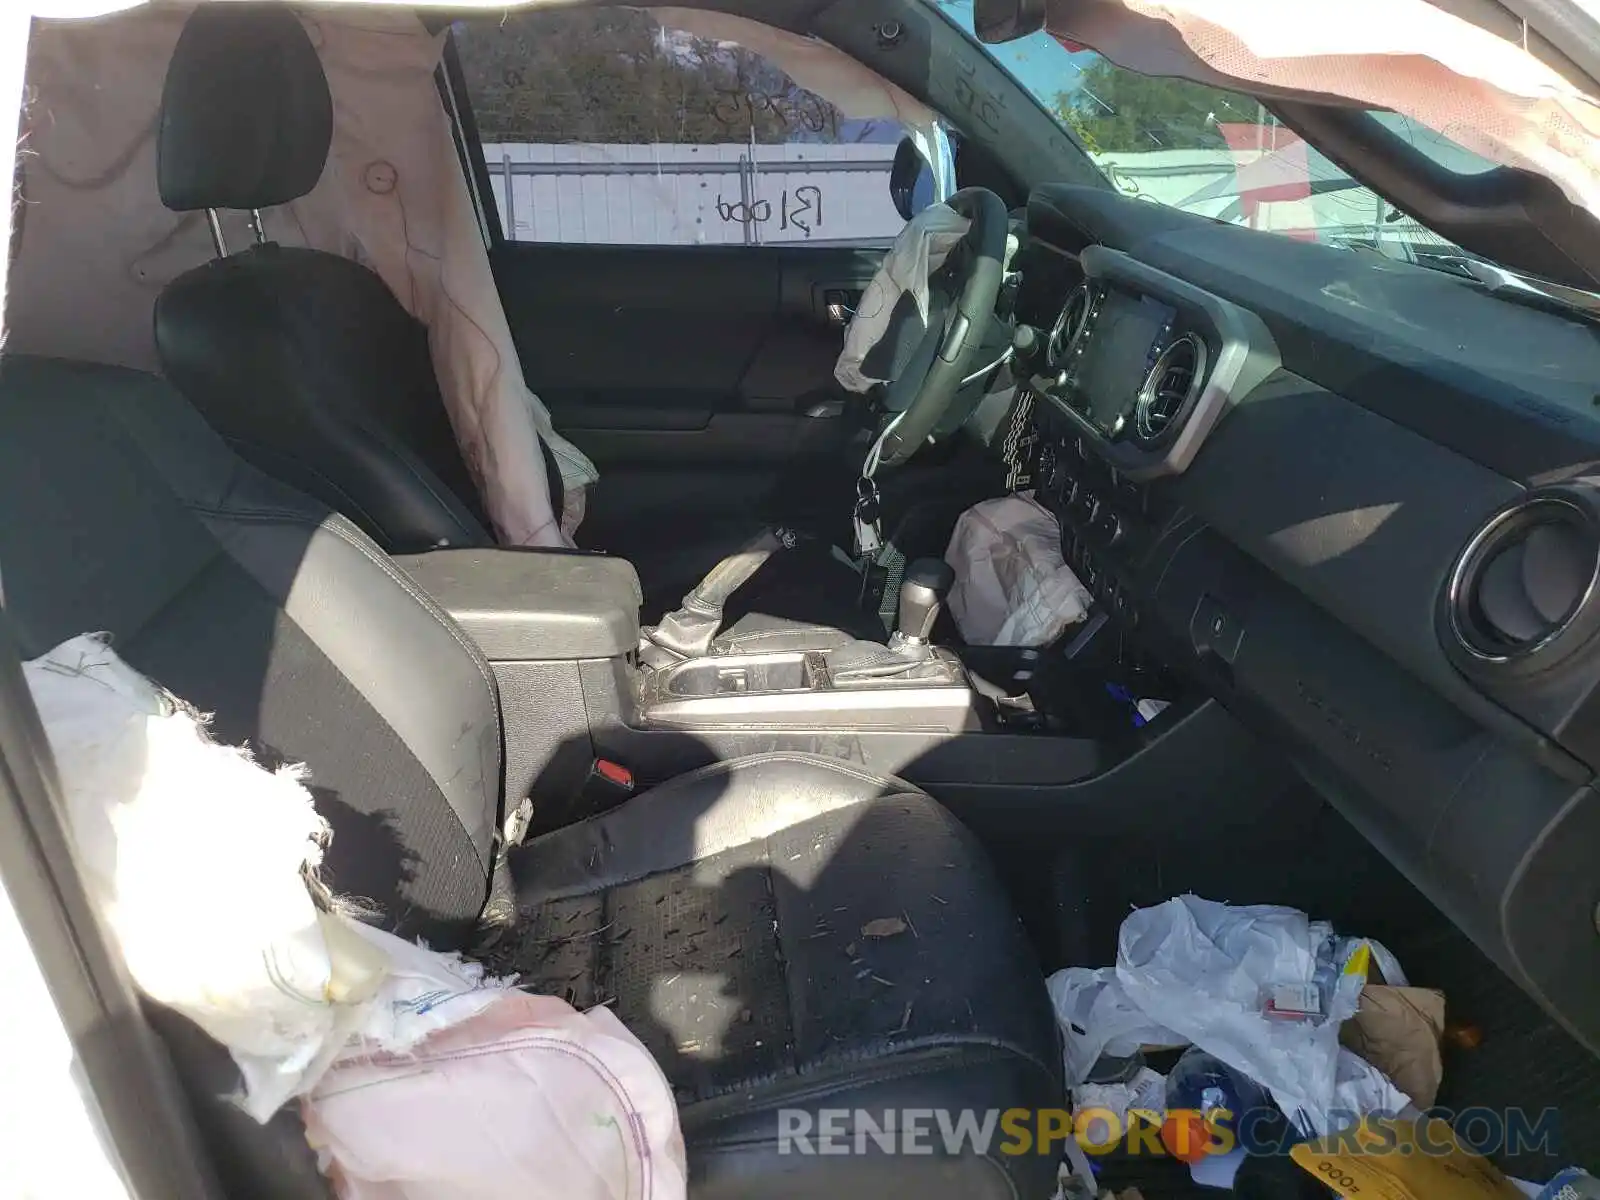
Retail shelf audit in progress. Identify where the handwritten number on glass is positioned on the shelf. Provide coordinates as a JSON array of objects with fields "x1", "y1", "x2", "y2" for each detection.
[
  {"x1": 712, "y1": 88, "x2": 831, "y2": 135},
  {"x1": 715, "y1": 186, "x2": 824, "y2": 236}
]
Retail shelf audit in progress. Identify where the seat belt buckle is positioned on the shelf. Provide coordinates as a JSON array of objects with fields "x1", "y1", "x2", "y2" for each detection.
[
  {"x1": 502, "y1": 795, "x2": 534, "y2": 848},
  {"x1": 853, "y1": 478, "x2": 882, "y2": 557},
  {"x1": 580, "y1": 758, "x2": 637, "y2": 809}
]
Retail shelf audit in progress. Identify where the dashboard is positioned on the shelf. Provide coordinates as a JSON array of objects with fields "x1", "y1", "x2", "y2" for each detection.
[{"x1": 1009, "y1": 183, "x2": 1600, "y2": 1058}]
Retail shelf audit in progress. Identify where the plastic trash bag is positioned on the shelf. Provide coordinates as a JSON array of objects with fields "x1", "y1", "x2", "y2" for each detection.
[
  {"x1": 1047, "y1": 967, "x2": 1187, "y2": 1085},
  {"x1": 835, "y1": 202, "x2": 971, "y2": 394},
  {"x1": 1116, "y1": 895, "x2": 1405, "y2": 1136},
  {"x1": 946, "y1": 494, "x2": 1092, "y2": 646}
]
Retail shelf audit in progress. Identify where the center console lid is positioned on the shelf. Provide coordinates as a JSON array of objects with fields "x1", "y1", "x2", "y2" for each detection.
[{"x1": 396, "y1": 549, "x2": 641, "y2": 661}]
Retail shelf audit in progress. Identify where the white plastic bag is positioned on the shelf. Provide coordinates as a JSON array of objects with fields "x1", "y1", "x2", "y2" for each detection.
[
  {"x1": 835, "y1": 203, "x2": 971, "y2": 393},
  {"x1": 1046, "y1": 967, "x2": 1187, "y2": 1085},
  {"x1": 1115, "y1": 895, "x2": 1397, "y2": 1135},
  {"x1": 946, "y1": 494, "x2": 1092, "y2": 646}
]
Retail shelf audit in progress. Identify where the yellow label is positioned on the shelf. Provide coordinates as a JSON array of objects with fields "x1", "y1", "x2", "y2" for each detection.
[
  {"x1": 1290, "y1": 1117, "x2": 1524, "y2": 1200},
  {"x1": 1343, "y1": 941, "x2": 1373, "y2": 979}
]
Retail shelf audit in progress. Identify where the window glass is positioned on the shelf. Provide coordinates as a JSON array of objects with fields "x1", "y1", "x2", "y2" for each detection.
[{"x1": 453, "y1": 9, "x2": 911, "y2": 246}]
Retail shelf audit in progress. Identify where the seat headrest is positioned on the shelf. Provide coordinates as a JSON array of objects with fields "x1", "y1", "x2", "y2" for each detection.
[{"x1": 157, "y1": 5, "x2": 333, "y2": 213}]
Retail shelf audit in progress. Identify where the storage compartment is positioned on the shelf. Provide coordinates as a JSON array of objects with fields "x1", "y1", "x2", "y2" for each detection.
[
  {"x1": 639, "y1": 647, "x2": 982, "y2": 732},
  {"x1": 957, "y1": 640, "x2": 1184, "y2": 739},
  {"x1": 395, "y1": 548, "x2": 642, "y2": 661},
  {"x1": 663, "y1": 654, "x2": 814, "y2": 697},
  {"x1": 395, "y1": 548, "x2": 643, "y2": 834}
]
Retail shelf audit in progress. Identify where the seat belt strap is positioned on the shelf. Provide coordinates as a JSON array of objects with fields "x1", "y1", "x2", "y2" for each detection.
[{"x1": 853, "y1": 412, "x2": 904, "y2": 559}]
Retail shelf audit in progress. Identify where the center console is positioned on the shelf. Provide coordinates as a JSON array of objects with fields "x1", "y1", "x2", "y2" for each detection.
[
  {"x1": 637, "y1": 558, "x2": 978, "y2": 733},
  {"x1": 639, "y1": 646, "x2": 979, "y2": 731},
  {"x1": 391, "y1": 247, "x2": 1291, "y2": 840},
  {"x1": 1011, "y1": 244, "x2": 1280, "y2": 640}
]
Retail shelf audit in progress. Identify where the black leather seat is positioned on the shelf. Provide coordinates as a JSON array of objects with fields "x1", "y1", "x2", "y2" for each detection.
[
  {"x1": 151, "y1": 5, "x2": 881, "y2": 643},
  {"x1": 153, "y1": 4, "x2": 503, "y2": 556},
  {"x1": 0, "y1": 354, "x2": 1062, "y2": 1198}
]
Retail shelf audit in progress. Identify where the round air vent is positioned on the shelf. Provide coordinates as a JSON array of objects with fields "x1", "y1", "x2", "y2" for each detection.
[
  {"x1": 1447, "y1": 492, "x2": 1600, "y2": 669},
  {"x1": 1133, "y1": 333, "x2": 1208, "y2": 444},
  {"x1": 1048, "y1": 284, "x2": 1094, "y2": 370}
]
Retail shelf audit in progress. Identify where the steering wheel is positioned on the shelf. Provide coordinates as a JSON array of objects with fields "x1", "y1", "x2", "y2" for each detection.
[{"x1": 873, "y1": 186, "x2": 1010, "y2": 468}]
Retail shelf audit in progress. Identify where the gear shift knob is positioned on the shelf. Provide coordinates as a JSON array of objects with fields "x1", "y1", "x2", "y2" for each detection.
[{"x1": 898, "y1": 558, "x2": 956, "y2": 644}]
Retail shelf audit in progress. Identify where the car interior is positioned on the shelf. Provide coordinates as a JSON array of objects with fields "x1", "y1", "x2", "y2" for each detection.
[{"x1": 6, "y1": 0, "x2": 1600, "y2": 1196}]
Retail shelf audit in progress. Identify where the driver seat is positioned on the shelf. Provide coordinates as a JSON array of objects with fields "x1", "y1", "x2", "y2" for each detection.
[{"x1": 152, "y1": 5, "x2": 878, "y2": 645}]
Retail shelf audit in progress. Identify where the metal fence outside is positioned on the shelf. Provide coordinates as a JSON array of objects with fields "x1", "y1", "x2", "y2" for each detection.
[{"x1": 484, "y1": 142, "x2": 905, "y2": 247}]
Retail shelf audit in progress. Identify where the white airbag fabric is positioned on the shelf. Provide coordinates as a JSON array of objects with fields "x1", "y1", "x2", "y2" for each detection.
[
  {"x1": 23, "y1": 633, "x2": 391, "y2": 1120},
  {"x1": 24, "y1": 634, "x2": 687, "y2": 1199},
  {"x1": 835, "y1": 202, "x2": 971, "y2": 394},
  {"x1": 944, "y1": 494, "x2": 1091, "y2": 646},
  {"x1": 304, "y1": 990, "x2": 688, "y2": 1200}
]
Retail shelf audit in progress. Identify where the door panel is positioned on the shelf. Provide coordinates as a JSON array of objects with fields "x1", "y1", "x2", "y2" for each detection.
[
  {"x1": 495, "y1": 242, "x2": 882, "y2": 444},
  {"x1": 492, "y1": 241, "x2": 886, "y2": 554}
]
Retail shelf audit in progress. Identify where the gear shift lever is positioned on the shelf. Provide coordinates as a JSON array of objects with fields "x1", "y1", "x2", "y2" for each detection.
[
  {"x1": 827, "y1": 558, "x2": 961, "y2": 684},
  {"x1": 897, "y1": 559, "x2": 956, "y2": 645}
]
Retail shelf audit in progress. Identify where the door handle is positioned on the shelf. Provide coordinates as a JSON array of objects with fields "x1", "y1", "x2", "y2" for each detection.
[{"x1": 822, "y1": 288, "x2": 863, "y2": 327}]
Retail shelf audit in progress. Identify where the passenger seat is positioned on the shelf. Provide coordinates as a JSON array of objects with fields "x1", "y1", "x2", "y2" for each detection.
[{"x1": 0, "y1": 354, "x2": 1062, "y2": 1199}]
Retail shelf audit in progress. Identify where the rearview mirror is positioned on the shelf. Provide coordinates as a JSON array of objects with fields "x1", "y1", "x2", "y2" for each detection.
[
  {"x1": 974, "y1": 0, "x2": 1047, "y2": 43},
  {"x1": 890, "y1": 136, "x2": 937, "y2": 221}
]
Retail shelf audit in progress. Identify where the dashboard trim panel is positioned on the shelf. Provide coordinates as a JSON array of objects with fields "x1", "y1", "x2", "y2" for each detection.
[{"x1": 1030, "y1": 246, "x2": 1280, "y2": 481}]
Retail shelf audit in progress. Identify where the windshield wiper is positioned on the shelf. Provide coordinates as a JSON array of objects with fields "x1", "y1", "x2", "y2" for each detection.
[
  {"x1": 1451, "y1": 256, "x2": 1600, "y2": 325},
  {"x1": 1340, "y1": 238, "x2": 1600, "y2": 326}
]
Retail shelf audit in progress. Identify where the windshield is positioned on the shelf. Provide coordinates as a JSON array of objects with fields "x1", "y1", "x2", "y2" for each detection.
[{"x1": 929, "y1": 0, "x2": 1498, "y2": 267}]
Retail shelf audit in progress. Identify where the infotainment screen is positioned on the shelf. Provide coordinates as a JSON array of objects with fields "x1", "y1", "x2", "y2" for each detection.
[{"x1": 1073, "y1": 291, "x2": 1176, "y2": 435}]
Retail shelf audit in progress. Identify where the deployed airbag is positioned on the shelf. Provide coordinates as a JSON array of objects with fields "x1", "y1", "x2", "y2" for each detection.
[
  {"x1": 836, "y1": 202, "x2": 971, "y2": 393},
  {"x1": 945, "y1": 494, "x2": 1091, "y2": 646}
]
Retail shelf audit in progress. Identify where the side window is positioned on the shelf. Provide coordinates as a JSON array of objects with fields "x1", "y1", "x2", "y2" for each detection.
[{"x1": 452, "y1": 9, "x2": 910, "y2": 247}]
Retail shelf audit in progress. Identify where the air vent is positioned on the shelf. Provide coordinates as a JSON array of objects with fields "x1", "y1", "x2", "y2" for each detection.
[
  {"x1": 1447, "y1": 493, "x2": 1600, "y2": 670},
  {"x1": 1048, "y1": 284, "x2": 1094, "y2": 370},
  {"x1": 1134, "y1": 333, "x2": 1208, "y2": 444}
]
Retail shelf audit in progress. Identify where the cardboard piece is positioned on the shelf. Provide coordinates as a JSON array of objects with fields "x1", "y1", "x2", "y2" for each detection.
[
  {"x1": 1292, "y1": 1116, "x2": 1523, "y2": 1199},
  {"x1": 1339, "y1": 985, "x2": 1447, "y2": 1108}
]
